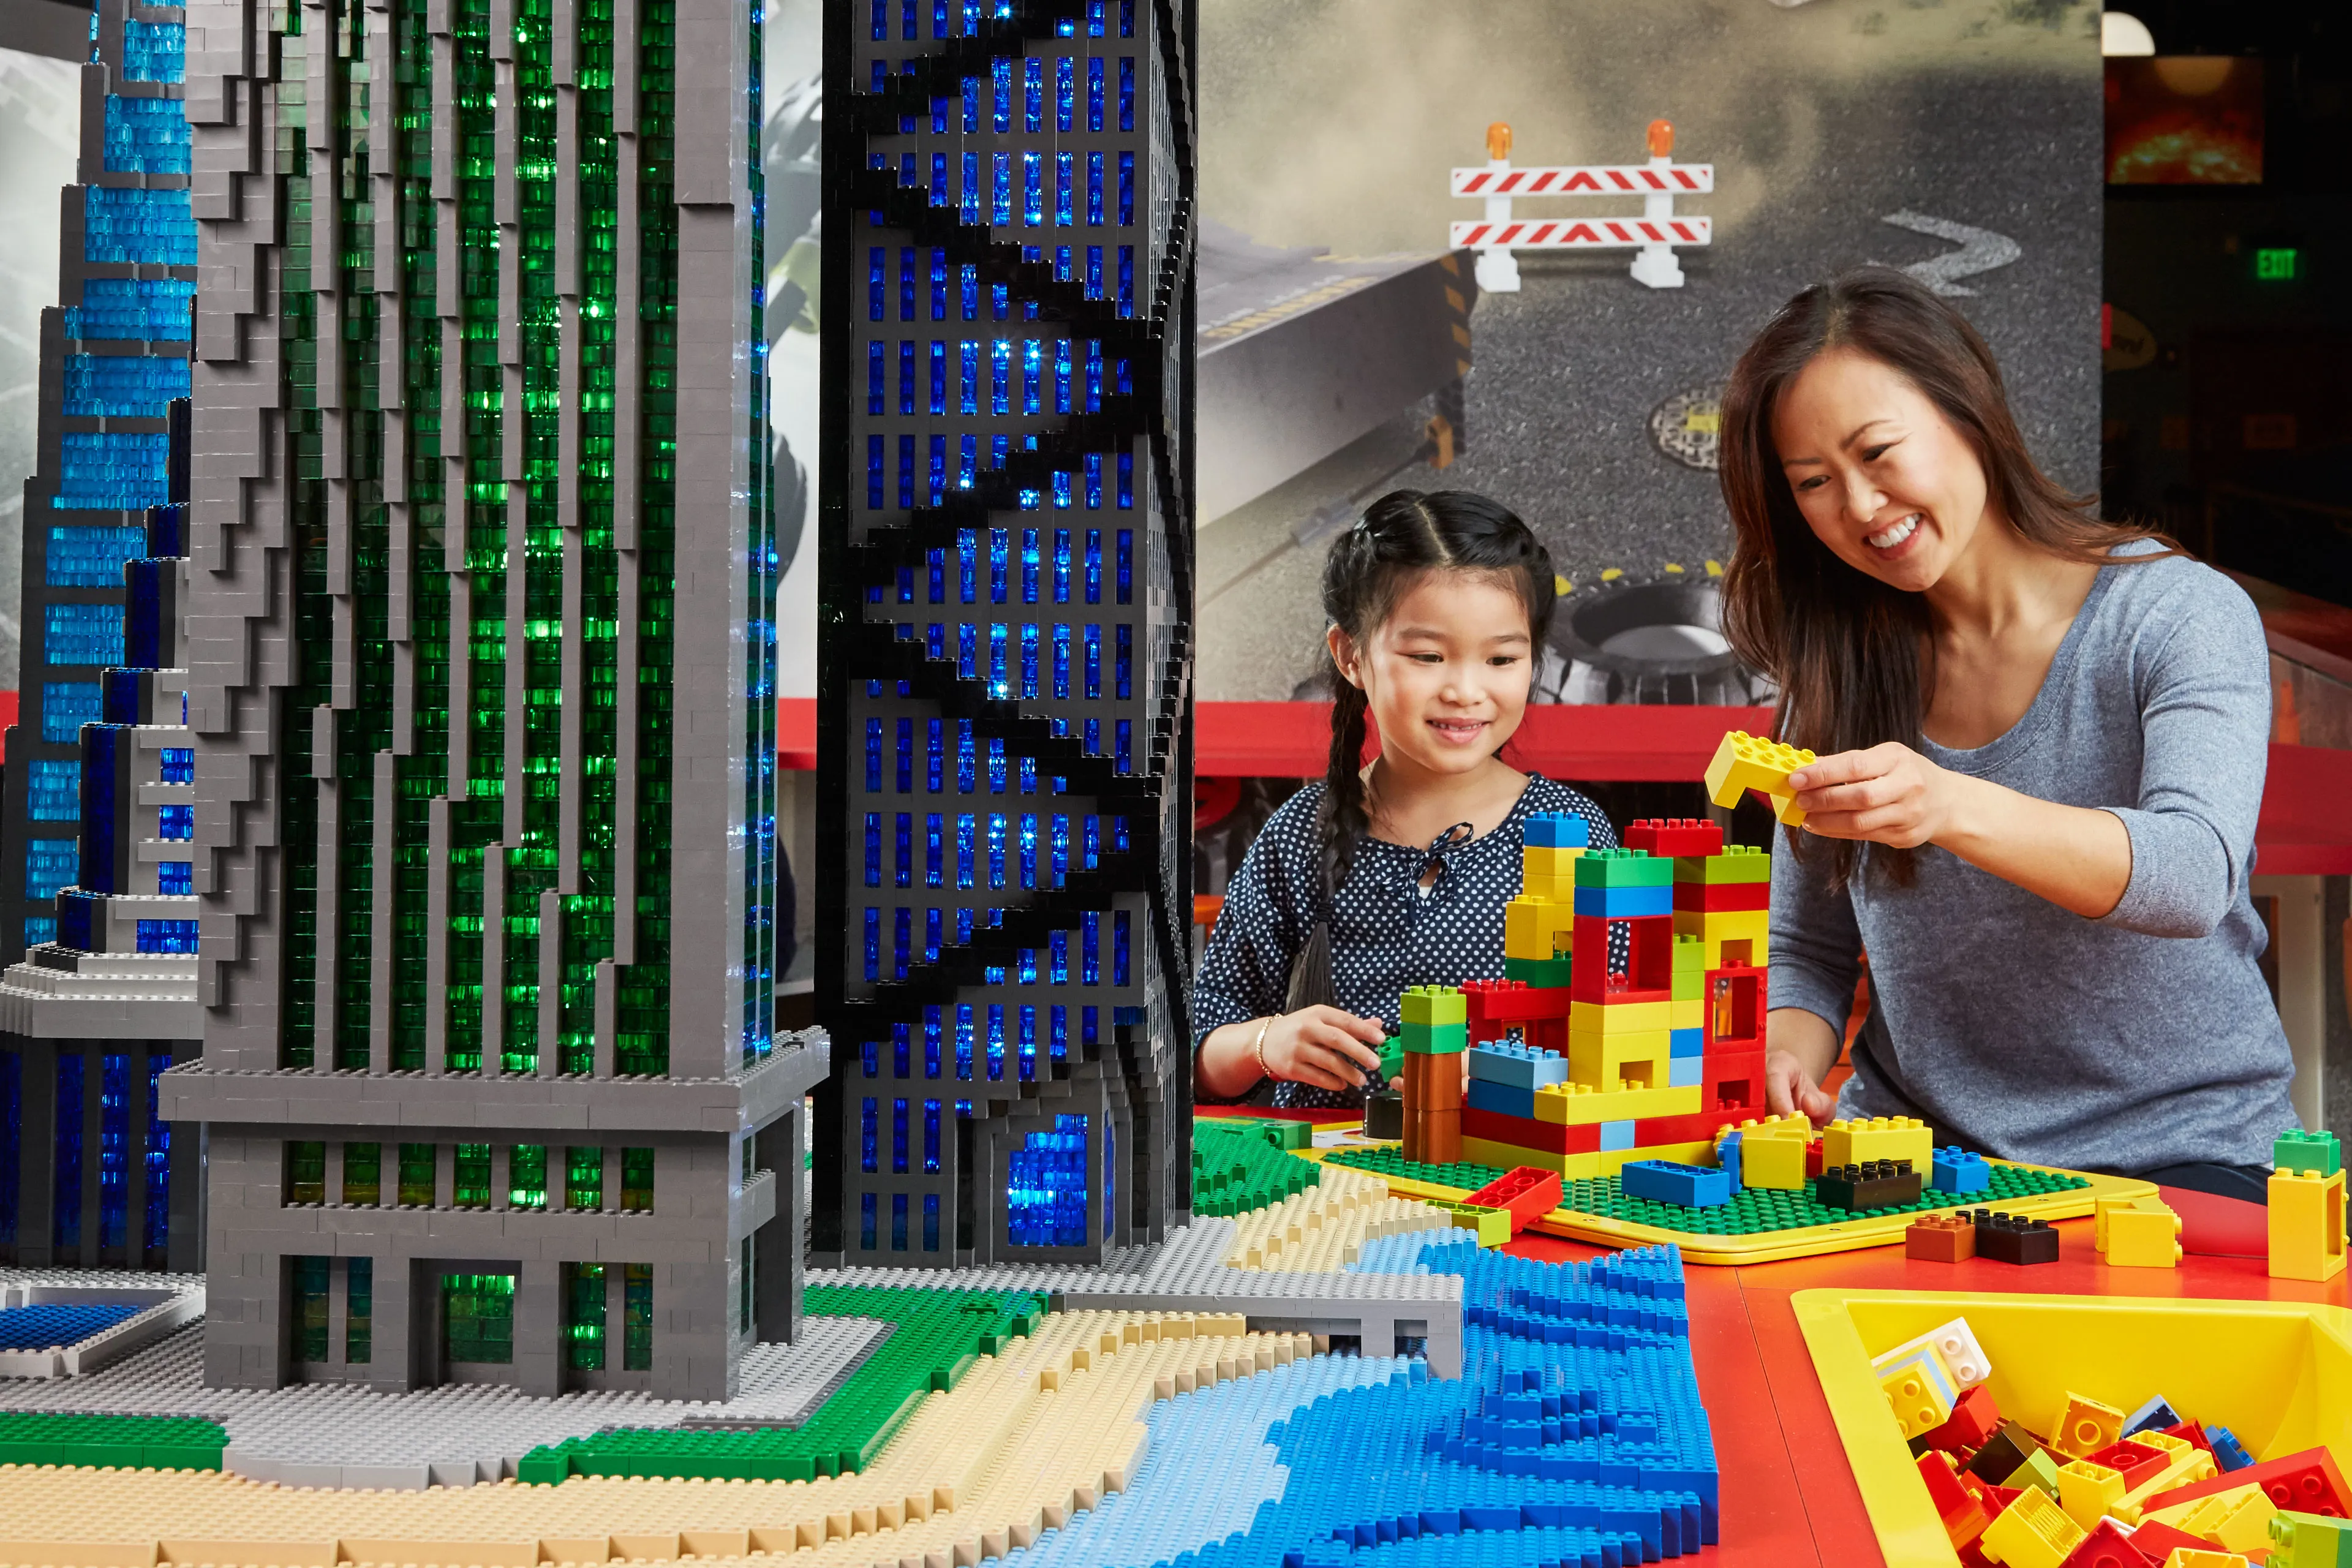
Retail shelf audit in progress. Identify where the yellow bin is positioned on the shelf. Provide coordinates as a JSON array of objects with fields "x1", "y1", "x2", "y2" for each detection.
[{"x1": 1793, "y1": 1289, "x2": 2352, "y2": 1567}]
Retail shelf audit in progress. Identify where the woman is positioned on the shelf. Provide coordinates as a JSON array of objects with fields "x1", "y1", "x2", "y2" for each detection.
[{"x1": 1719, "y1": 266, "x2": 2294, "y2": 1202}]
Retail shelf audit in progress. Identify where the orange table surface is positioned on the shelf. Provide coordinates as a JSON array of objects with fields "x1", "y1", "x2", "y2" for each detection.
[{"x1": 1501, "y1": 1216, "x2": 2352, "y2": 1568}]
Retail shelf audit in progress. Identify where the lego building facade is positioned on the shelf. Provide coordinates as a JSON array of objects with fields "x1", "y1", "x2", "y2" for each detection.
[
  {"x1": 151, "y1": 0, "x2": 822, "y2": 1400},
  {"x1": 812, "y1": 0, "x2": 1198, "y2": 1266},
  {"x1": 0, "y1": 0, "x2": 205, "y2": 1270}
]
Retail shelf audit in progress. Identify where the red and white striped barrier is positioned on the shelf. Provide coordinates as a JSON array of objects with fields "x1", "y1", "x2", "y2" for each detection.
[{"x1": 1450, "y1": 121, "x2": 1713, "y2": 292}]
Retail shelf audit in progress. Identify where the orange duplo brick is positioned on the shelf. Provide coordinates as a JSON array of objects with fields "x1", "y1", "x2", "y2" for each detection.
[
  {"x1": 1908, "y1": 1213, "x2": 1975, "y2": 1263},
  {"x1": 1404, "y1": 1051, "x2": 1463, "y2": 1114}
]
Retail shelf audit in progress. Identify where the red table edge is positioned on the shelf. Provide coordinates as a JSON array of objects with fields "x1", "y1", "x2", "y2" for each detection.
[{"x1": 773, "y1": 697, "x2": 2352, "y2": 873}]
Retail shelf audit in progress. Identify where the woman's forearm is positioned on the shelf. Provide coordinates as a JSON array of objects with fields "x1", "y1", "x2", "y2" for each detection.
[
  {"x1": 1196, "y1": 1019, "x2": 1268, "y2": 1099},
  {"x1": 1934, "y1": 771, "x2": 2132, "y2": 920},
  {"x1": 1768, "y1": 1006, "x2": 1841, "y2": 1087}
]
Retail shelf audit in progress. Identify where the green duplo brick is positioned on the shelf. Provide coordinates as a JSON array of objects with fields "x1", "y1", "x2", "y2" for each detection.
[
  {"x1": 1676, "y1": 845, "x2": 1772, "y2": 884},
  {"x1": 1573, "y1": 848, "x2": 1673, "y2": 889},
  {"x1": 2276, "y1": 1129, "x2": 2342, "y2": 1177},
  {"x1": 1378, "y1": 1037, "x2": 1404, "y2": 1083},
  {"x1": 1401, "y1": 1020, "x2": 1468, "y2": 1055},
  {"x1": 1504, "y1": 956, "x2": 1574, "y2": 987},
  {"x1": 1400, "y1": 985, "x2": 1467, "y2": 1026}
]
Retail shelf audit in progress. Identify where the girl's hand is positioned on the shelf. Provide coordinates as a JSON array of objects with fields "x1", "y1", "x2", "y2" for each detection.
[
  {"x1": 1262, "y1": 1006, "x2": 1388, "y2": 1093},
  {"x1": 1788, "y1": 744, "x2": 1959, "y2": 850},
  {"x1": 1765, "y1": 1047, "x2": 1839, "y2": 1126}
]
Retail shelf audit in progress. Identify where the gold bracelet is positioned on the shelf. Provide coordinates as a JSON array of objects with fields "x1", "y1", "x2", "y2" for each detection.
[{"x1": 1251, "y1": 1016, "x2": 1275, "y2": 1080}]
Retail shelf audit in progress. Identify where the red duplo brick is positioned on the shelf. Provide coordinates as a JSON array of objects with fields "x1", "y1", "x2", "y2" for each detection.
[
  {"x1": 2060, "y1": 1518, "x2": 2151, "y2": 1568},
  {"x1": 1465, "y1": 978, "x2": 1572, "y2": 1025},
  {"x1": 1703, "y1": 963, "x2": 1768, "y2": 1051},
  {"x1": 1921, "y1": 1384, "x2": 2001, "y2": 1453},
  {"x1": 1465, "y1": 1166, "x2": 1564, "y2": 1227},
  {"x1": 1626, "y1": 817, "x2": 1724, "y2": 857},
  {"x1": 1632, "y1": 1109, "x2": 1746, "y2": 1147},
  {"x1": 1703, "y1": 1050, "x2": 1766, "y2": 1114},
  {"x1": 2160, "y1": 1420, "x2": 2212, "y2": 1455},
  {"x1": 1673, "y1": 880, "x2": 1769, "y2": 913},
  {"x1": 1806, "y1": 1136, "x2": 1826, "y2": 1178},
  {"x1": 2080, "y1": 1438, "x2": 2168, "y2": 1491},
  {"x1": 1568, "y1": 913, "x2": 1675, "y2": 1002},
  {"x1": 1917, "y1": 1451, "x2": 1992, "y2": 1548},
  {"x1": 2146, "y1": 1444, "x2": 2352, "y2": 1517},
  {"x1": 1462, "y1": 1106, "x2": 1609, "y2": 1157}
]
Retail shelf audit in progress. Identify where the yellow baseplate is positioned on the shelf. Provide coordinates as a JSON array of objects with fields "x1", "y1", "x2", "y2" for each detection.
[
  {"x1": 1293, "y1": 1131, "x2": 2152, "y2": 1266},
  {"x1": 1793, "y1": 1289, "x2": 2352, "y2": 1567}
]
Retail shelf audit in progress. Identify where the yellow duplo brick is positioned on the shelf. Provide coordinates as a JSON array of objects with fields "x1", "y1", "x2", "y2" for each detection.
[
  {"x1": 2158, "y1": 1550, "x2": 2248, "y2": 1568},
  {"x1": 1877, "y1": 1344, "x2": 1955, "y2": 1439},
  {"x1": 1668, "y1": 997, "x2": 1702, "y2": 1031},
  {"x1": 1739, "y1": 1134, "x2": 1809, "y2": 1191},
  {"x1": 1704, "y1": 730, "x2": 1818, "y2": 824},
  {"x1": 2115, "y1": 1430, "x2": 2214, "y2": 1518},
  {"x1": 2146, "y1": 1484, "x2": 2276, "y2": 1555},
  {"x1": 1521, "y1": 845, "x2": 1585, "y2": 878},
  {"x1": 2268, "y1": 1167, "x2": 2348, "y2": 1282},
  {"x1": 1567, "y1": 1031, "x2": 1671, "y2": 1093},
  {"x1": 1597, "y1": 1140, "x2": 1714, "y2": 1178},
  {"x1": 1462, "y1": 1136, "x2": 1569, "y2": 1176},
  {"x1": 2056, "y1": 1461, "x2": 2125, "y2": 1529},
  {"x1": 2050, "y1": 1392, "x2": 2125, "y2": 1458},
  {"x1": 1979, "y1": 1487, "x2": 2086, "y2": 1568},
  {"x1": 2094, "y1": 1194, "x2": 2141, "y2": 1253},
  {"x1": 1504, "y1": 895, "x2": 1559, "y2": 961},
  {"x1": 1672, "y1": 907, "x2": 1770, "y2": 970},
  {"x1": 1820, "y1": 1117, "x2": 1934, "y2": 1172},
  {"x1": 2107, "y1": 1202, "x2": 2182, "y2": 1268},
  {"x1": 1532, "y1": 1080, "x2": 1699, "y2": 1125},
  {"x1": 1568, "y1": 1000, "x2": 1673, "y2": 1035}
]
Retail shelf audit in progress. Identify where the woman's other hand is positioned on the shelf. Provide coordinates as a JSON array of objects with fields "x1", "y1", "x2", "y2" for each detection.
[
  {"x1": 1765, "y1": 1047, "x2": 1839, "y2": 1126},
  {"x1": 1788, "y1": 743, "x2": 1958, "y2": 850},
  {"x1": 1263, "y1": 1006, "x2": 1388, "y2": 1093}
]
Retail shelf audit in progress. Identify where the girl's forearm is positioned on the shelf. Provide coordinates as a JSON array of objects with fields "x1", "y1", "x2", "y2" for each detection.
[
  {"x1": 1935, "y1": 772, "x2": 2133, "y2": 919},
  {"x1": 1196, "y1": 1019, "x2": 1268, "y2": 1099}
]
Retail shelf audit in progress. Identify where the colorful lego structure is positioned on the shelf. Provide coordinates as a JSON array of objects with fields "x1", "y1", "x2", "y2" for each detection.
[
  {"x1": 1459, "y1": 815, "x2": 1772, "y2": 1183},
  {"x1": 0, "y1": 1, "x2": 202, "y2": 1271}
]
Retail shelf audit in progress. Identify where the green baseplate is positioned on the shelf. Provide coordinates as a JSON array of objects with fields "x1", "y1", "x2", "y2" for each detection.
[{"x1": 1322, "y1": 1145, "x2": 2092, "y2": 1235}]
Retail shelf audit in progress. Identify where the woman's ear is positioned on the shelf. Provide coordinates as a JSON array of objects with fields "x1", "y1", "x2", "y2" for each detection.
[{"x1": 1327, "y1": 624, "x2": 1363, "y2": 689}]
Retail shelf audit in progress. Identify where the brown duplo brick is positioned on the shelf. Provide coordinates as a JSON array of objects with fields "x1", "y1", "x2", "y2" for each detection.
[
  {"x1": 1404, "y1": 1052, "x2": 1463, "y2": 1115},
  {"x1": 1407, "y1": 1109, "x2": 1461, "y2": 1166}
]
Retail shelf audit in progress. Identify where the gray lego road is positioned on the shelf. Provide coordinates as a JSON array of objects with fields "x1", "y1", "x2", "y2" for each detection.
[
  {"x1": 0, "y1": 1281, "x2": 891, "y2": 1489},
  {"x1": 1194, "y1": 1, "x2": 2100, "y2": 701}
]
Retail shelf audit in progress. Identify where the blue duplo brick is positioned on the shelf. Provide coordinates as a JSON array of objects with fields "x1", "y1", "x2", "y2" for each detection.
[
  {"x1": 1572, "y1": 883, "x2": 1672, "y2": 919},
  {"x1": 1468, "y1": 1041, "x2": 1567, "y2": 1091},
  {"x1": 1466, "y1": 1078, "x2": 1537, "y2": 1121},
  {"x1": 1599, "y1": 1120, "x2": 1636, "y2": 1153},
  {"x1": 1930, "y1": 1147, "x2": 1991, "y2": 1194},
  {"x1": 1620, "y1": 1161, "x2": 1731, "y2": 1209},
  {"x1": 1525, "y1": 812, "x2": 1591, "y2": 850},
  {"x1": 1668, "y1": 1028, "x2": 1702, "y2": 1058},
  {"x1": 1667, "y1": 1057, "x2": 1702, "y2": 1089}
]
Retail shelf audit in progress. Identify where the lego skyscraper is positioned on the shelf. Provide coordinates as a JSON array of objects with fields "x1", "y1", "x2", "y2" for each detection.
[
  {"x1": 153, "y1": 0, "x2": 822, "y2": 1398},
  {"x1": 0, "y1": 0, "x2": 204, "y2": 1269},
  {"x1": 813, "y1": 0, "x2": 1197, "y2": 1267}
]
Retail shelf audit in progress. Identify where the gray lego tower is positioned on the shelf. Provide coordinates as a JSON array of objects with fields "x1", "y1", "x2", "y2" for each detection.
[
  {"x1": 0, "y1": 0, "x2": 205, "y2": 1270},
  {"x1": 153, "y1": 0, "x2": 823, "y2": 1398},
  {"x1": 812, "y1": 0, "x2": 1197, "y2": 1267}
]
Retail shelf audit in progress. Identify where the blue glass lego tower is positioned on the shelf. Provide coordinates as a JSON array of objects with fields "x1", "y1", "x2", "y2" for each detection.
[
  {"x1": 0, "y1": 0, "x2": 201, "y2": 1269},
  {"x1": 813, "y1": 0, "x2": 1198, "y2": 1266}
]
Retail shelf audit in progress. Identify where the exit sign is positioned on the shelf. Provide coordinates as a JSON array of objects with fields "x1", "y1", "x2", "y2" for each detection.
[{"x1": 2255, "y1": 247, "x2": 2301, "y2": 281}]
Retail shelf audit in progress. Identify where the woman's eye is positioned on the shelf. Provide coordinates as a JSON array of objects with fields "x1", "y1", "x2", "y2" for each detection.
[
  {"x1": 1795, "y1": 475, "x2": 1826, "y2": 492},
  {"x1": 1863, "y1": 443, "x2": 1893, "y2": 462}
]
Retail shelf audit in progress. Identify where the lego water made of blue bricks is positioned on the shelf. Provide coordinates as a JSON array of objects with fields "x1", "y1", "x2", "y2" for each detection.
[{"x1": 990, "y1": 1237, "x2": 1716, "y2": 1568}]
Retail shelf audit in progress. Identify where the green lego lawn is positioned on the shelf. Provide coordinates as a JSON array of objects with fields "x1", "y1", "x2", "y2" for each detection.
[
  {"x1": 0, "y1": 1412, "x2": 224, "y2": 1470},
  {"x1": 518, "y1": 1288, "x2": 1046, "y2": 1483}
]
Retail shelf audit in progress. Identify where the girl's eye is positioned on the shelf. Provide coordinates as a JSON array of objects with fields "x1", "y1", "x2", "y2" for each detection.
[{"x1": 1488, "y1": 654, "x2": 1520, "y2": 667}]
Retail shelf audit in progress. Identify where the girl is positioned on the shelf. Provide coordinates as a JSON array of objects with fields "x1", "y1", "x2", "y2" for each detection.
[
  {"x1": 1719, "y1": 266, "x2": 2295, "y2": 1202},
  {"x1": 1193, "y1": 489, "x2": 1617, "y2": 1107}
]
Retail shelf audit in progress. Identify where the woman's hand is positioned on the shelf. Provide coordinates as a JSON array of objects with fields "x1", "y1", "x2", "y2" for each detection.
[
  {"x1": 1765, "y1": 1047, "x2": 1839, "y2": 1126},
  {"x1": 1787, "y1": 743, "x2": 1959, "y2": 849},
  {"x1": 1261, "y1": 1006, "x2": 1388, "y2": 1093}
]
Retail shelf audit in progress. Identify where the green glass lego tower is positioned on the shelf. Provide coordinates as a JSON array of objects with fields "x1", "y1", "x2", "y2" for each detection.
[{"x1": 158, "y1": 0, "x2": 824, "y2": 1398}]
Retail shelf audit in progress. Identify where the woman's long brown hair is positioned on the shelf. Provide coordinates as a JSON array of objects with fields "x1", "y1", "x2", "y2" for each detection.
[{"x1": 1717, "y1": 266, "x2": 2171, "y2": 890}]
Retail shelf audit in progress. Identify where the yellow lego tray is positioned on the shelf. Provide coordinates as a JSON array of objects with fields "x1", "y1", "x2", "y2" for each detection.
[
  {"x1": 1296, "y1": 1129, "x2": 2154, "y2": 1266},
  {"x1": 1793, "y1": 1287, "x2": 2352, "y2": 1566}
]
